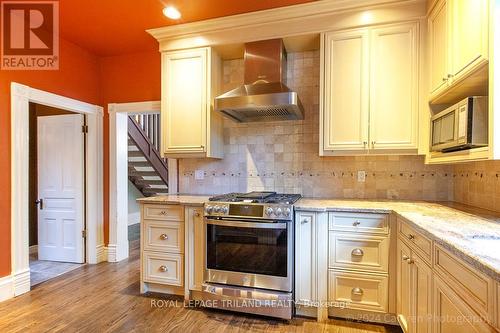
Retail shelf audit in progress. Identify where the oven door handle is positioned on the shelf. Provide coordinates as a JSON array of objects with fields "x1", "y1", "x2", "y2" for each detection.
[{"x1": 205, "y1": 218, "x2": 287, "y2": 229}]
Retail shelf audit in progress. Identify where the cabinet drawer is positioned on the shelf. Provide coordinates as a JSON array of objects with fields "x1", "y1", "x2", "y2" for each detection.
[
  {"x1": 434, "y1": 244, "x2": 494, "y2": 323},
  {"x1": 143, "y1": 252, "x2": 183, "y2": 286},
  {"x1": 143, "y1": 204, "x2": 184, "y2": 221},
  {"x1": 328, "y1": 270, "x2": 388, "y2": 313},
  {"x1": 329, "y1": 212, "x2": 389, "y2": 234},
  {"x1": 398, "y1": 218, "x2": 432, "y2": 262},
  {"x1": 329, "y1": 232, "x2": 389, "y2": 273},
  {"x1": 143, "y1": 220, "x2": 184, "y2": 253}
]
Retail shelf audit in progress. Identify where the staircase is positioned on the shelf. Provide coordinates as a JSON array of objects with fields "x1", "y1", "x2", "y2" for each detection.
[{"x1": 128, "y1": 114, "x2": 168, "y2": 197}]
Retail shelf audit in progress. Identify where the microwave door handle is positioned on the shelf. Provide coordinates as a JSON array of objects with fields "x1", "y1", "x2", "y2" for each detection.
[{"x1": 205, "y1": 219, "x2": 287, "y2": 230}]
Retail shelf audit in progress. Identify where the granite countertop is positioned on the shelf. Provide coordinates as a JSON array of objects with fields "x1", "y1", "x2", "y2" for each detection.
[
  {"x1": 296, "y1": 198, "x2": 500, "y2": 281},
  {"x1": 138, "y1": 195, "x2": 500, "y2": 281}
]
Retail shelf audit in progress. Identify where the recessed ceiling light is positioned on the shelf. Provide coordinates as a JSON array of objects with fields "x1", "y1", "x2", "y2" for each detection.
[{"x1": 163, "y1": 6, "x2": 181, "y2": 20}]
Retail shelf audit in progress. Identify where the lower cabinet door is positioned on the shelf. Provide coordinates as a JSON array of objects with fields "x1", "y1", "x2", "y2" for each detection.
[
  {"x1": 186, "y1": 207, "x2": 204, "y2": 291},
  {"x1": 412, "y1": 253, "x2": 432, "y2": 333},
  {"x1": 328, "y1": 270, "x2": 388, "y2": 313},
  {"x1": 295, "y1": 212, "x2": 316, "y2": 304},
  {"x1": 397, "y1": 239, "x2": 412, "y2": 332},
  {"x1": 433, "y1": 275, "x2": 495, "y2": 333}
]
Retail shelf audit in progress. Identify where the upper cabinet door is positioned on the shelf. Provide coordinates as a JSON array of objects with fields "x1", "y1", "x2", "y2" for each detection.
[
  {"x1": 163, "y1": 48, "x2": 208, "y2": 155},
  {"x1": 322, "y1": 29, "x2": 369, "y2": 152},
  {"x1": 450, "y1": 0, "x2": 489, "y2": 79},
  {"x1": 369, "y1": 23, "x2": 419, "y2": 150},
  {"x1": 429, "y1": 0, "x2": 449, "y2": 94}
]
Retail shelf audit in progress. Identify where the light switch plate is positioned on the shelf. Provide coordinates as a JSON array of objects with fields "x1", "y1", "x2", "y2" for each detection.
[
  {"x1": 194, "y1": 170, "x2": 204, "y2": 180},
  {"x1": 357, "y1": 171, "x2": 366, "y2": 182}
]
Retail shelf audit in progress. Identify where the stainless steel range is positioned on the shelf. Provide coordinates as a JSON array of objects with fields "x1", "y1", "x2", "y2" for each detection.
[{"x1": 201, "y1": 191, "x2": 301, "y2": 319}]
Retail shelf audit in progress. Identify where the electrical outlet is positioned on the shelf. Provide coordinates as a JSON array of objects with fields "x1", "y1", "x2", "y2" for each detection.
[
  {"x1": 357, "y1": 171, "x2": 366, "y2": 182},
  {"x1": 194, "y1": 170, "x2": 204, "y2": 180}
]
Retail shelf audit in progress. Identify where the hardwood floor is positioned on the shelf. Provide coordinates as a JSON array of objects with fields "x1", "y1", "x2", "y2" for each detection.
[{"x1": 0, "y1": 240, "x2": 401, "y2": 333}]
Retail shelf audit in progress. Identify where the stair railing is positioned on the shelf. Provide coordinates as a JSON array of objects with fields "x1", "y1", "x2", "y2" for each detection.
[
  {"x1": 132, "y1": 113, "x2": 161, "y2": 152},
  {"x1": 128, "y1": 115, "x2": 168, "y2": 186}
]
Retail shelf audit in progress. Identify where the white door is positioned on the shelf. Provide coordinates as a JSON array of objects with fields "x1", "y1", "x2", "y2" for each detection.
[{"x1": 37, "y1": 114, "x2": 85, "y2": 263}]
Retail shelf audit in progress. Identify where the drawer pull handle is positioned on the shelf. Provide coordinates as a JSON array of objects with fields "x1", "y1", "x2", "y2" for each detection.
[
  {"x1": 159, "y1": 234, "x2": 169, "y2": 240},
  {"x1": 301, "y1": 219, "x2": 309, "y2": 224},
  {"x1": 402, "y1": 255, "x2": 410, "y2": 261},
  {"x1": 353, "y1": 221, "x2": 361, "y2": 226},
  {"x1": 160, "y1": 211, "x2": 167, "y2": 215},
  {"x1": 407, "y1": 234, "x2": 415, "y2": 240},
  {"x1": 407, "y1": 259, "x2": 414, "y2": 264},
  {"x1": 351, "y1": 287, "x2": 364, "y2": 297},
  {"x1": 351, "y1": 248, "x2": 364, "y2": 257},
  {"x1": 159, "y1": 265, "x2": 168, "y2": 272}
]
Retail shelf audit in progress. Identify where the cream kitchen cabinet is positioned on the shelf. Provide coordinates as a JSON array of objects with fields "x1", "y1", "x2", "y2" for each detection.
[
  {"x1": 397, "y1": 237, "x2": 432, "y2": 333},
  {"x1": 294, "y1": 211, "x2": 328, "y2": 320},
  {"x1": 321, "y1": 21, "x2": 419, "y2": 155},
  {"x1": 428, "y1": 0, "x2": 489, "y2": 101},
  {"x1": 161, "y1": 47, "x2": 223, "y2": 158},
  {"x1": 185, "y1": 206, "x2": 204, "y2": 294}
]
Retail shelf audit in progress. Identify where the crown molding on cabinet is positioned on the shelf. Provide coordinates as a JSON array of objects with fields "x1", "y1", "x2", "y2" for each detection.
[{"x1": 147, "y1": 0, "x2": 426, "y2": 52}]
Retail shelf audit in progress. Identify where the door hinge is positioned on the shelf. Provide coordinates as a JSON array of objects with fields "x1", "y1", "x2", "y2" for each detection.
[
  {"x1": 82, "y1": 125, "x2": 88, "y2": 133},
  {"x1": 82, "y1": 230, "x2": 87, "y2": 238}
]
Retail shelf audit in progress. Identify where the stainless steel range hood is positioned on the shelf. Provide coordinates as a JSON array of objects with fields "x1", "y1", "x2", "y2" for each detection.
[{"x1": 214, "y1": 39, "x2": 304, "y2": 122}]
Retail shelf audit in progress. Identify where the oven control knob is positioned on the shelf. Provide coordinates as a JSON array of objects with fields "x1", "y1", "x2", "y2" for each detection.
[
  {"x1": 275, "y1": 208, "x2": 282, "y2": 216},
  {"x1": 221, "y1": 206, "x2": 229, "y2": 214},
  {"x1": 205, "y1": 205, "x2": 213, "y2": 214},
  {"x1": 265, "y1": 207, "x2": 274, "y2": 216},
  {"x1": 283, "y1": 207, "x2": 291, "y2": 217},
  {"x1": 214, "y1": 205, "x2": 221, "y2": 213}
]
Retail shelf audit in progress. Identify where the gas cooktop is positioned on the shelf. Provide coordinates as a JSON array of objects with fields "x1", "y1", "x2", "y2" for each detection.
[{"x1": 208, "y1": 191, "x2": 301, "y2": 204}]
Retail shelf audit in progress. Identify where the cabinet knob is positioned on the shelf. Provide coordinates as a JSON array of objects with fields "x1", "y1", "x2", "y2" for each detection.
[
  {"x1": 442, "y1": 77, "x2": 448, "y2": 82},
  {"x1": 160, "y1": 211, "x2": 167, "y2": 215},
  {"x1": 351, "y1": 287, "x2": 364, "y2": 297},
  {"x1": 402, "y1": 255, "x2": 410, "y2": 261},
  {"x1": 407, "y1": 234, "x2": 415, "y2": 241},
  {"x1": 195, "y1": 212, "x2": 201, "y2": 217},
  {"x1": 353, "y1": 221, "x2": 361, "y2": 226},
  {"x1": 447, "y1": 73, "x2": 454, "y2": 78},
  {"x1": 159, "y1": 265, "x2": 168, "y2": 272},
  {"x1": 159, "y1": 234, "x2": 168, "y2": 240},
  {"x1": 371, "y1": 141, "x2": 376, "y2": 147},
  {"x1": 407, "y1": 259, "x2": 414, "y2": 264},
  {"x1": 301, "y1": 219, "x2": 309, "y2": 224},
  {"x1": 351, "y1": 248, "x2": 364, "y2": 257},
  {"x1": 363, "y1": 141, "x2": 367, "y2": 147}
]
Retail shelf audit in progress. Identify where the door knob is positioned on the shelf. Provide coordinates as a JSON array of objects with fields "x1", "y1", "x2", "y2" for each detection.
[{"x1": 35, "y1": 199, "x2": 44, "y2": 210}]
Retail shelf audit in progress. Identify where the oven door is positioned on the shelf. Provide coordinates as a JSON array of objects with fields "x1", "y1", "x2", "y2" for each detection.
[{"x1": 204, "y1": 217, "x2": 293, "y2": 292}]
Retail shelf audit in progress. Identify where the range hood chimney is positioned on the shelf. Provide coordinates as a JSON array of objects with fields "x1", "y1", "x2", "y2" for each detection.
[{"x1": 214, "y1": 39, "x2": 304, "y2": 122}]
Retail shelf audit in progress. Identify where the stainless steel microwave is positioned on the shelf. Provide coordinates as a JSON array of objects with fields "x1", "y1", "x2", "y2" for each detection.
[{"x1": 430, "y1": 96, "x2": 488, "y2": 152}]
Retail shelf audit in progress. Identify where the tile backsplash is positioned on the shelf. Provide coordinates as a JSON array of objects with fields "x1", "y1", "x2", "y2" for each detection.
[
  {"x1": 453, "y1": 161, "x2": 500, "y2": 212},
  {"x1": 178, "y1": 51, "x2": 453, "y2": 201}
]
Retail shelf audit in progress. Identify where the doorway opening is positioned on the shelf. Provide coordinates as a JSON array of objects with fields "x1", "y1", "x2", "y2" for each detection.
[
  {"x1": 28, "y1": 103, "x2": 86, "y2": 286},
  {"x1": 108, "y1": 102, "x2": 177, "y2": 262}
]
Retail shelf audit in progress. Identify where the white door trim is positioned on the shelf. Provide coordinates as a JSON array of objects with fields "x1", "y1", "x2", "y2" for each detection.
[
  {"x1": 10, "y1": 82, "x2": 104, "y2": 299},
  {"x1": 108, "y1": 101, "x2": 177, "y2": 262}
]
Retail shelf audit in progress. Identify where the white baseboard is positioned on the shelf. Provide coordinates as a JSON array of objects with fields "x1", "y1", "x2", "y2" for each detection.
[
  {"x1": 128, "y1": 212, "x2": 140, "y2": 226},
  {"x1": 0, "y1": 275, "x2": 14, "y2": 302},
  {"x1": 107, "y1": 244, "x2": 117, "y2": 262},
  {"x1": 96, "y1": 244, "x2": 106, "y2": 263},
  {"x1": 106, "y1": 243, "x2": 129, "y2": 262},
  {"x1": 13, "y1": 269, "x2": 30, "y2": 296}
]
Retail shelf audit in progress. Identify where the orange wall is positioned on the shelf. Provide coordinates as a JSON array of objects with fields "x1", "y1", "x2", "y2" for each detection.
[
  {"x1": 0, "y1": 38, "x2": 101, "y2": 277},
  {"x1": 99, "y1": 51, "x2": 161, "y2": 244}
]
